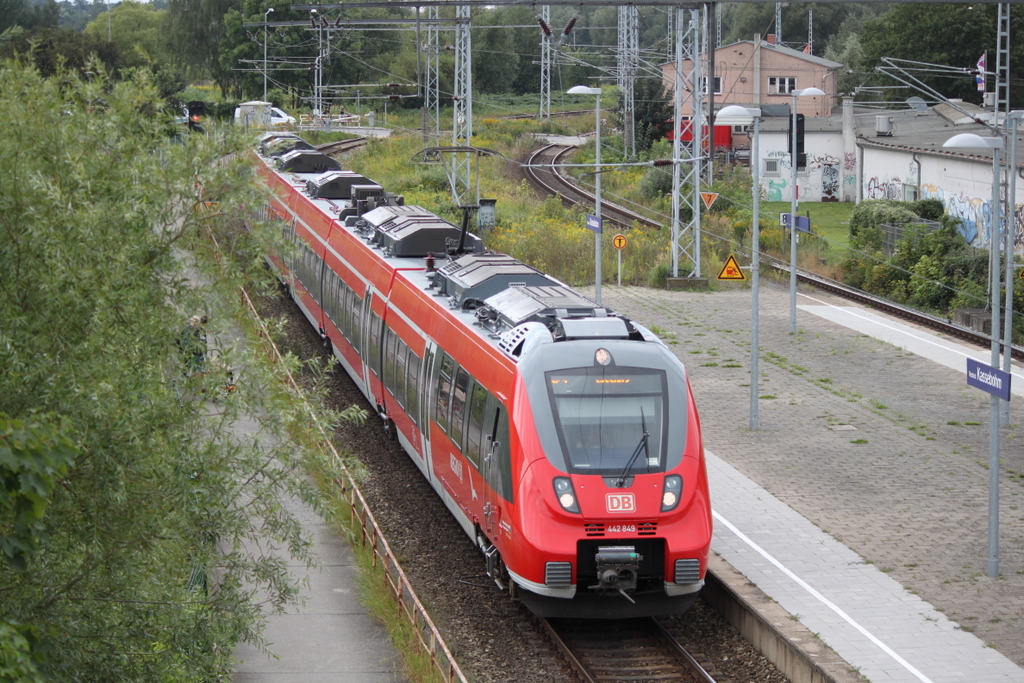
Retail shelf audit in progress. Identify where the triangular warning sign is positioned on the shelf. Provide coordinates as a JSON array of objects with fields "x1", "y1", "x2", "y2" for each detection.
[
  {"x1": 700, "y1": 192, "x2": 719, "y2": 210},
  {"x1": 717, "y1": 254, "x2": 745, "y2": 281}
]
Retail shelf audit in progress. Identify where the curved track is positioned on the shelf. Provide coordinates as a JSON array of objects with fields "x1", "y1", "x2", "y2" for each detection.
[
  {"x1": 541, "y1": 616, "x2": 718, "y2": 683},
  {"x1": 317, "y1": 136, "x2": 368, "y2": 156},
  {"x1": 523, "y1": 144, "x2": 1022, "y2": 362},
  {"x1": 524, "y1": 144, "x2": 662, "y2": 230}
]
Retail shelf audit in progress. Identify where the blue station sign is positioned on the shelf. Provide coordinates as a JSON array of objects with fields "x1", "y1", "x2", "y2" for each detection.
[
  {"x1": 586, "y1": 214, "x2": 604, "y2": 234},
  {"x1": 967, "y1": 358, "x2": 1011, "y2": 401}
]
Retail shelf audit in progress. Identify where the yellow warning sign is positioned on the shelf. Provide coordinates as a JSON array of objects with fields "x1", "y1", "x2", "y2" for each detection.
[
  {"x1": 612, "y1": 234, "x2": 628, "y2": 250},
  {"x1": 700, "y1": 192, "x2": 719, "y2": 210},
  {"x1": 717, "y1": 254, "x2": 745, "y2": 281}
]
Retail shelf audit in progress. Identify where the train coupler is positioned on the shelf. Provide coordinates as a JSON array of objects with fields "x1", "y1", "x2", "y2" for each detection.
[{"x1": 589, "y1": 546, "x2": 642, "y2": 602}]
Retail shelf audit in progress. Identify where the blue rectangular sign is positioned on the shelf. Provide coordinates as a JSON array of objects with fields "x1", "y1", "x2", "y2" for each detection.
[
  {"x1": 967, "y1": 358, "x2": 1011, "y2": 401},
  {"x1": 781, "y1": 213, "x2": 811, "y2": 233},
  {"x1": 586, "y1": 214, "x2": 603, "y2": 234}
]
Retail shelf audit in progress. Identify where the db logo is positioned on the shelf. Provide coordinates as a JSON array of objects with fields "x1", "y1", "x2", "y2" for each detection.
[{"x1": 606, "y1": 493, "x2": 635, "y2": 513}]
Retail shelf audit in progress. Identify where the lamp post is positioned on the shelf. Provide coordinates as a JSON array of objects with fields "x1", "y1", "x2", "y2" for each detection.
[
  {"x1": 1003, "y1": 111, "x2": 1023, "y2": 427},
  {"x1": 788, "y1": 86, "x2": 825, "y2": 334},
  {"x1": 718, "y1": 105, "x2": 763, "y2": 430},
  {"x1": 568, "y1": 85, "x2": 604, "y2": 304},
  {"x1": 943, "y1": 131, "x2": 1004, "y2": 578},
  {"x1": 263, "y1": 7, "x2": 274, "y2": 101}
]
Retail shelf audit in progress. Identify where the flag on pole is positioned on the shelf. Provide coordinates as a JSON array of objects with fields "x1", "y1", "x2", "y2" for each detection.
[{"x1": 976, "y1": 53, "x2": 986, "y2": 93}]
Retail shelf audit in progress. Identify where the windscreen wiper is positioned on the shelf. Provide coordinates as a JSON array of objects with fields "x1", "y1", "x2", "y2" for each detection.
[{"x1": 614, "y1": 408, "x2": 649, "y2": 488}]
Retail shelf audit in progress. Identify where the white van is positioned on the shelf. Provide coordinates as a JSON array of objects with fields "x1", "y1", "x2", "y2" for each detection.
[{"x1": 234, "y1": 102, "x2": 296, "y2": 128}]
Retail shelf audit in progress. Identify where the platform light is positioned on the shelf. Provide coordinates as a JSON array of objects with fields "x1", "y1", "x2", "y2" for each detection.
[
  {"x1": 943, "y1": 128, "x2": 1003, "y2": 577},
  {"x1": 568, "y1": 84, "x2": 604, "y2": 304}
]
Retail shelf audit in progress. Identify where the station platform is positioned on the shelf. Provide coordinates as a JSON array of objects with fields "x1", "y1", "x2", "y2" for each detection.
[{"x1": 598, "y1": 284, "x2": 1024, "y2": 683}]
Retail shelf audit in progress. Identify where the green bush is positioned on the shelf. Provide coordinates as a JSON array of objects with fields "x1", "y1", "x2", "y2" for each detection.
[
  {"x1": 848, "y1": 199, "x2": 919, "y2": 238},
  {"x1": 912, "y1": 197, "x2": 945, "y2": 220}
]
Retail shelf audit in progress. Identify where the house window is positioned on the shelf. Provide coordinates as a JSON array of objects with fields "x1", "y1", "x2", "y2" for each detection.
[
  {"x1": 768, "y1": 76, "x2": 796, "y2": 94},
  {"x1": 700, "y1": 76, "x2": 722, "y2": 95},
  {"x1": 764, "y1": 159, "x2": 780, "y2": 176}
]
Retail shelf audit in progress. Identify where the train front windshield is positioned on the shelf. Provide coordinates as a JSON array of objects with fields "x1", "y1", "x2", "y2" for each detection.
[{"x1": 546, "y1": 367, "x2": 667, "y2": 476}]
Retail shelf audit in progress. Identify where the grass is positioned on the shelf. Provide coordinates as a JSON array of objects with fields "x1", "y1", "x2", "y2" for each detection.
[{"x1": 762, "y1": 200, "x2": 855, "y2": 268}]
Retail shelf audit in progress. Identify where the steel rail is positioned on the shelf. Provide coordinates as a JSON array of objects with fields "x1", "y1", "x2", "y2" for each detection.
[{"x1": 539, "y1": 615, "x2": 718, "y2": 683}]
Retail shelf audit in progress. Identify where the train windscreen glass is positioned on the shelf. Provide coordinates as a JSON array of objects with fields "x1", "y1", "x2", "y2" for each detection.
[{"x1": 546, "y1": 367, "x2": 667, "y2": 475}]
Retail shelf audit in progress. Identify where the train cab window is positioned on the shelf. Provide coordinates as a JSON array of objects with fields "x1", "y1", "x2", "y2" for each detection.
[
  {"x1": 395, "y1": 342, "x2": 409, "y2": 408},
  {"x1": 546, "y1": 367, "x2": 668, "y2": 476},
  {"x1": 407, "y1": 351, "x2": 421, "y2": 425},
  {"x1": 449, "y1": 368, "x2": 470, "y2": 449},
  {"x1": 435, "y1": 352, "x2": 455, "y2": 432},
  {"x1": 464, "y1": 382, "x2": 488, "y2": 467}
]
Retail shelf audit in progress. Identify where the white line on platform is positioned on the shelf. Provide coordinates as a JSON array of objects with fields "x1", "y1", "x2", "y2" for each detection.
[{"x1": 712, "y1": 510, "x2": 936, "y2": 683}]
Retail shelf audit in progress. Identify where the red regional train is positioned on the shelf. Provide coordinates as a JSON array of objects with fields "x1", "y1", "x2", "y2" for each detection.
[{"x1": 253, "y1": 133, "x2": 712, "y2": 619}]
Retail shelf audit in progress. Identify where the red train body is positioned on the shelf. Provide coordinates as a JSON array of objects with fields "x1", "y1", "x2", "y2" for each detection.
[{"x1": 254, "y1": 135, "x2": 712, "y2": 618}]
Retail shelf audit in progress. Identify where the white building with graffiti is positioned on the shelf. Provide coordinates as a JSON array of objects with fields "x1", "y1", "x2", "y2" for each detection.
[
  {"x1": 728, "y1": 98, "x2": 1024, "y2": 252},
  {"x1": 854, "y1": 101, "x2": 1023, "y2": 253}
]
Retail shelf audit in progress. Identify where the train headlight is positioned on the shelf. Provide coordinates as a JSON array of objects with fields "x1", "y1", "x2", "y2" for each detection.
[
  {"x1": 594, "y1": 348, "x2": 612, "y2": 366},
  {"x1": 661, "y1": 475, "x2": 683, "y2": 512},
  {"x1": 553, "y1": 476, "x2": 580, "y2": 513}
]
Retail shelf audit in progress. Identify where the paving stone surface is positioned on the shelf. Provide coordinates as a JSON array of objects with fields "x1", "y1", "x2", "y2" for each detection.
[{"x1": 592, "y1": 282, "x2": 1024, "y2": 667}]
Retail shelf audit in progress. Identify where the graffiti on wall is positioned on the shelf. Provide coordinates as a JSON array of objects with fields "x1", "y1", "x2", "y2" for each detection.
[
  {"x1": 921, "y1": 184, "x2": 986, "y2": 246},
  {"x1": 821, "y1": 164, "x2": 839, "y2": 202},
  {"x1": 766, "y1": 178, "x2": 788, "y2": 202},
  {"x1": 865, "y1": 176, "x2": 904, "y2": 200},
  {"x1": 842, "y1": 152, "x2": 856, "y2": 188}
]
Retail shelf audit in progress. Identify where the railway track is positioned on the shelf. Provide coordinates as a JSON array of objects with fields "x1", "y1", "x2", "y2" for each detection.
[
  {"x1": 317, "y1": 136, "x2": 368, "y2": 156},
  {"x1": 541, "y1": 616, "x2": 718, "y2": 683},
  {"x1": 524, "y1": 144, "x2": 662, "y2": 230},
  {"x1": 523, "y1": 143, "x2": 1024, "y2": 363}
]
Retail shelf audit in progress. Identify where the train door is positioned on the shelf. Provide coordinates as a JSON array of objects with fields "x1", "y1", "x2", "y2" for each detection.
[
  {"x1": 481, "y1": 394, "x2": 511, "y2": 539},
  {"x1": 420, "y1": 342, "x2": 436, "y2": 478}
]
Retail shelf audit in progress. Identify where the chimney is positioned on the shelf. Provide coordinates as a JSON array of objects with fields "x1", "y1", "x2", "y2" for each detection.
[{"x1": 766, "y1": 34, "x2": 776, "y2": 45}]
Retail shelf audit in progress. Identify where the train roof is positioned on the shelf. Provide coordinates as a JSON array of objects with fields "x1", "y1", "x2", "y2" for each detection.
[{"x1": 258, "y1": 140, "x2": 657, "y2": 362}]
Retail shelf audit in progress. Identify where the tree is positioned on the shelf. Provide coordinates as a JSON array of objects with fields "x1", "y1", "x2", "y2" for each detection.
[
  {"x1": 0, "y1": 57, "x2": 331, "y2": 680},
  {"x1": 623, "y1": 77, "x2": 672, "y2": 153},
  {"x1": 82, "y1": 0, "x2": 170, "y2": 66},
  {"x1": 857, "y1": 4, "x2": 1024, "y2": 108}
]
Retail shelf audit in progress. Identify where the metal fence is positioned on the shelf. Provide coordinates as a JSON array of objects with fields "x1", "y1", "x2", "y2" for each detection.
[{"x1": 880, "y1": 218, "x2": 944, "y2": 256}]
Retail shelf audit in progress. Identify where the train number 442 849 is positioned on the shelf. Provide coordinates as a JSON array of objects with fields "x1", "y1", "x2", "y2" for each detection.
[{"x1": 606, "y1": 524, "x2": 637, "y2": 534}]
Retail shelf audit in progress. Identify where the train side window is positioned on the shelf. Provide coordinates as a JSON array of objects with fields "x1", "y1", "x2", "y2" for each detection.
[
  {"x1": 435, "y1": 352, "x2": 455, "y2": 432},
  {"x1": 367, "y1": 311, "x2": 382, "y2": 377},
  {"x1": 407, "y1": 350, "x2": 421, "y2": 425},
  {"x1": 395, "y1": 341, "x2": 409, "y2": 408},
  {"x1": 464, "y1": 382, "x2": 487, "y2": 468},
  {"x1": 383, "y1": 327, "x2": 397, "y2": 391},
  {"x1": 449, "y1": 367, "x2": 470, "y2": 449}
]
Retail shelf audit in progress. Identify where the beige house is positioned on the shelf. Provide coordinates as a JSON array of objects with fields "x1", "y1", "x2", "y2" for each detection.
[{"x1": 661, "y1": 35, "x2": 842, "y2": 118}]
